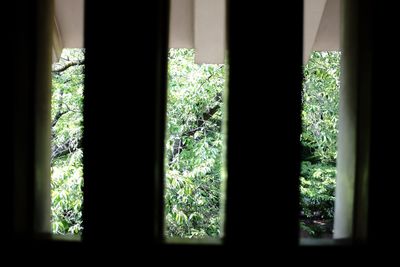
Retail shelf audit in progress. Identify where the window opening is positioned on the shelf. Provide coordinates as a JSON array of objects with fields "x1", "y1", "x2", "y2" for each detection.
[
  {"x1": 164, "y1": 0, "x2": 227, "y2": 242},
  {"x1": 51, "y1": 48, "x2": 85, "y2": 235},
  {"x1": 50, "y1": 0, "x2": 85, "y2": 235},
  {"x1": 164, "y1": 49, "x2": 226, "y2": 240},
  {"x1": 300, "y1": 51, "x2": 340, "y2": 239},
  {"x1": 301, "y1": 0, "x2": 341, "y2": 240}
]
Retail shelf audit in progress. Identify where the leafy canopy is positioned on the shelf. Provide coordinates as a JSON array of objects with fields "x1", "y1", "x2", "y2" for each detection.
[
  {"x1": 300, "y1": 51, "x2": 340, "y2": 237},
  {"x1": 165, "y1": 49, "x2": 225, "y2": 238},
  {"x1": 51, "y1": 49, "x2": 84, "y2": 235}
]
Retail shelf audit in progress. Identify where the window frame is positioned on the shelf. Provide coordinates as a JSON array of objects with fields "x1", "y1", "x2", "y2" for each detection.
[{"x1": 7, "y1": 0, "x2": 374, "y2": 249}]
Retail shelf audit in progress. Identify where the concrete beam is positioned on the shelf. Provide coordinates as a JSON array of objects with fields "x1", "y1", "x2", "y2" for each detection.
[
  {"x1": 194, "y1": 0, "x2": 226, "y2": 64},
  {"x1": 304, "y1": 0, "x2": 327, "y2": 64},
  {"x1": 169, "y1": 0, "x2": 194, "y2": 48}
]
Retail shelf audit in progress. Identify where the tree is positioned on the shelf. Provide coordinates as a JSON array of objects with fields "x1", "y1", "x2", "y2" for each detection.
[
  {"x1": 51, "y1": 49, "x2": 84, "y2": 234},
  {"x1": 165, "y1": 49, "x2": 225, "y2": 238}
]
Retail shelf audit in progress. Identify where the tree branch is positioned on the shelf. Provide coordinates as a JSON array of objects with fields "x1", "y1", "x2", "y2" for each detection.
[
  {"x1": 169, "y1": 100, "x2": 221, "y2": 164},
  {"x1": 52, "y1": 59, "x2": 84, "y2": 73},
  {"x1": 195, "y1": 65, "x2": 224, "y2": 92},
  {"x1": 51, "y1": 137, "x2": 82, "y2": 162},
  {"x1": 52, "y1": 110, "x2": 69, "y2": 128}
]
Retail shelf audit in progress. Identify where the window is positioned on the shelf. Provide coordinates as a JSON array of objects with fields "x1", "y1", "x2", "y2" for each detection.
[
  {"x1": 7, "y1": 0, "x2": 374, "y2": 248},
  {"x1": 164, "y1": 0, "x2": 227, "y2": 242},
  {"x1": 301, "y1": 0, "x2": 371, "y2": 243},
  {"x1": 300, "y1": 51, "x2": 340, "y2": 239},
  {"x1": 301, "y1": 0, "x2": 340, "y2": 241},
  {"x1": 50, "y1": 0, "x2": 85, "y2": 236},
  {"x1": 51, "y1": 48, "x2": 85, "y2": 235}
]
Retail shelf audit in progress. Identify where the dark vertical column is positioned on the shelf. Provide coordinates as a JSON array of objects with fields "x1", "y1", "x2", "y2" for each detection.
[
  {"x1": 83, "y1": 0, "x2": 169, "y2": 247},
  {"x1": 368, "y1": 0, "x2": 400, "y2": 245},
  {"x1": 33, "y1": 0, "x2": 53, "y2": 236},
  {"x1": 352, "y1": 0, "x2": 372, "y2": 242},
  {"x1": 224, "y1": 1, "x2": 303, "y2": 246},
  {"x1": 1, "y1": 1, "x2": 17, "y2": 241},
  {"x1": 6, "y1": 0, "x2": 52, "y2": 240}
]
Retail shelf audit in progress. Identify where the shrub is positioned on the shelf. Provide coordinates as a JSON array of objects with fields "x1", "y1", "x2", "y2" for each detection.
[{"x1": 300, "y1": 161, "x2": 336, "y2": 220}]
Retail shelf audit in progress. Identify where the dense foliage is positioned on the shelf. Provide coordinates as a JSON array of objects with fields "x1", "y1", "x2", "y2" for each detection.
[
  {"x1": 50, "y1": 48, "x2": 339, "y2": 238},
  {"x1": 300, "y1": 51, "x2": 340, "y2": 237},
  {"x1": 51, "y1": 49, "x2": 84, "y2": 234},
  {"x1": 165, "y1": 49, "x2": 225, "y2": 238}
]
